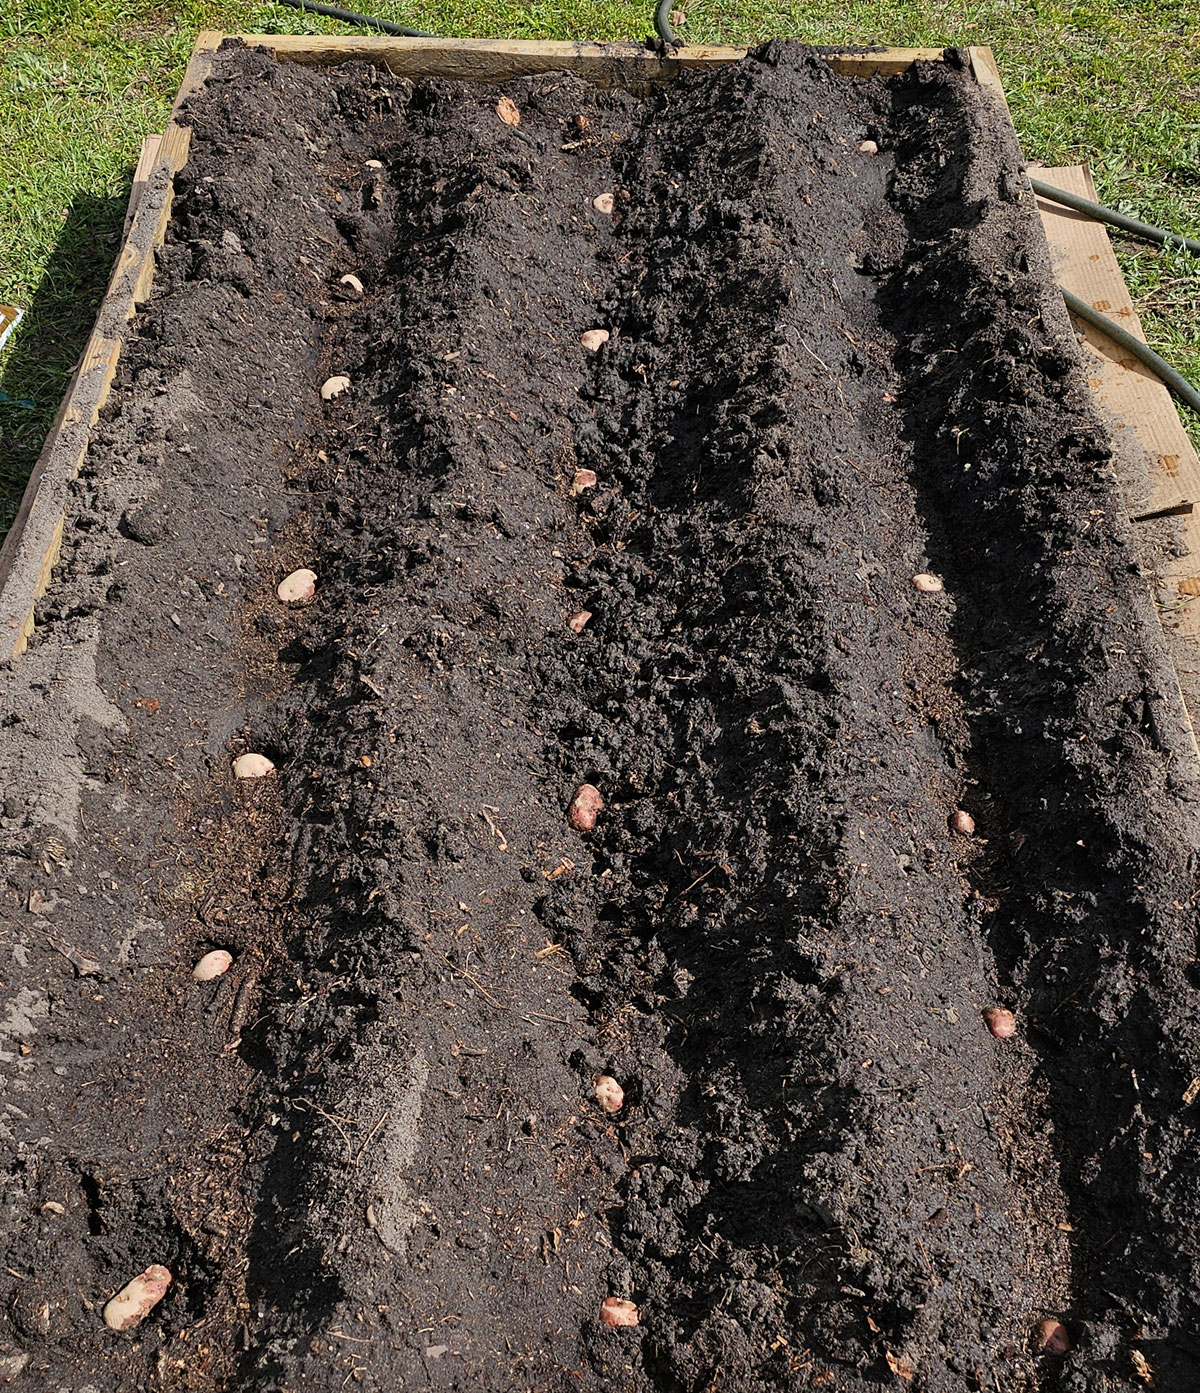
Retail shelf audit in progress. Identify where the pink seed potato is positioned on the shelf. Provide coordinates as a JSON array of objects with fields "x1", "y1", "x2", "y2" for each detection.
[
  {"x1": 594, "y1": 1075, "x2": 624, "y2": 1113},
  {"x1": 193, "y1": 950, "x2": 233, "y2": 982},
  {"x1": 600, "y1": 1296, "x2": 639, "y2": 1328},
  {"x1": 1036, "y1": 1319, "x2": 1071, "y2": 1355},
  {"x1": 233, "y1": 753, "x2": 275, "y2": 779},
  {"x1": 569, "y1": 783, "x2": 604, "y2": 831},
  {"x1": 277, "y1": 568, "x2": 317, "y2": 605},
  {"x1": 103, "y1": 1265, "x2": 172, "y2": 1332},
  {"x1": 983, "y1": 1007, "x2": 1017, "y2": 1040}
]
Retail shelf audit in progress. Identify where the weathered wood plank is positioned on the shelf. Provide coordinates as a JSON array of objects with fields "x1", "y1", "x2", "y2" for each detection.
[
  {"x1": 0, "y1": 121, "x2": 188, "y2": 660},
  {"x1": 235, "y1": 34, "x2": 946, "y2": 89},
  {"x1": 968, "y1": 47, "x2": 1012, "y2": 117},
  {"x1": 173, "y1": 29, "x2": 223, "y2": 115},
  {"x1": 0, "y1": 335, "x2": 120, "y2": 659},
  {"x1": 106, "y1": 123, "x2": 191, "y2": 322},
  {"x1": 122, "y1": 133, "x2": 162, "y2": 240}
]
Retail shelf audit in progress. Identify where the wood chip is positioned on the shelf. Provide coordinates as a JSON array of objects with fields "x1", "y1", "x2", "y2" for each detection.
[{"x1": 885, "y1": 1350, "x2": 914, "y2": 1380}]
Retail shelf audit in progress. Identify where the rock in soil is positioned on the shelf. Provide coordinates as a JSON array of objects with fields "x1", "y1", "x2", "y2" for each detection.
[{"x1": 2, "y1": 37, "x2": 1199, "y2": 1393}]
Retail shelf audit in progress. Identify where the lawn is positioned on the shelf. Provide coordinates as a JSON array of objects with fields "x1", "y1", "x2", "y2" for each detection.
[{"x1": 1, "y1": 0, "x2": 1198, "y2": 537}]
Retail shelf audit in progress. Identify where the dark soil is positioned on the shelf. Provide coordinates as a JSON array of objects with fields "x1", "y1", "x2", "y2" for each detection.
[{"x1": 3, "y1": 38, "x2": 1200, "y2": 1393}]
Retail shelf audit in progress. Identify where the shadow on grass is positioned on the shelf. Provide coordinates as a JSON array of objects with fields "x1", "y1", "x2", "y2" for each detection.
[{"x1": 0, "y1": 187, "x2": 129, "y2": 546}]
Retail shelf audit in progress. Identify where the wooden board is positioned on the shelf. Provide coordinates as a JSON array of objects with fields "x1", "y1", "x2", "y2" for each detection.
[
  {"x1": 121, "y1": 133, "x2": 162, "y2": 239},
  {"x1": 233, "y1": 34, "x2": 946, "y2": 89},
  {"x1": 0, "y1": 123, "x2": 189, "y2": 660}
]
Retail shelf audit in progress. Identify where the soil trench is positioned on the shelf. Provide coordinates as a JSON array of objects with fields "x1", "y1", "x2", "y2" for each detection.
[{"x1": 2, "y1": 39, "x2": 1200, "y2": 1393}]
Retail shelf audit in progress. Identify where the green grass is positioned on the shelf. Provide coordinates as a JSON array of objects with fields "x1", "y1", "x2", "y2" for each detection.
[{"x1": 2, "y1": 0, "x2": 1198, "y2": 534}]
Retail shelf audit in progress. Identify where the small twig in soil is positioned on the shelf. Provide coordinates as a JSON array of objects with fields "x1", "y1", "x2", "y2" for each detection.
[
  {"x1": 796, "y1": 335, "x2": 834, "y2": 376},
  {"x1": 479, "y1": 805, "x2": 508, "y2": 851},
  {"x1": 9, "y1": 917, "x2": 103, "y2": 977},
  {"x1": 294, "y1": 1097, "x2": 357, "y2": 1162},
  {"x1": 225, "y1": 972, "x2": 259, "y2": 1048},
  {"x1": 435, "y1": 950, "x2": 508, "y2": 1011},
  {"x1": 1132, "y1": 500, "x2": 1193, "y2": 522},
  {"x1": 353, "y1": 1111, "x2": 389, "y2": 1168},
  {"x1": 671, "y1": 865, "x2": 717, "y2": 903}
]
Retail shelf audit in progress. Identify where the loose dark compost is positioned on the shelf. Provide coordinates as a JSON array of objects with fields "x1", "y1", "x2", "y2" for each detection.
[{"x1": 2, "y1": 39, "x2": 1200, "y2": 1393}]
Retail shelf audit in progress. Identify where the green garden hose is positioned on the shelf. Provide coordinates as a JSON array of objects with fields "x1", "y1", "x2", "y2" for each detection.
[
  {"x1": 275, "y1": 0, "x2": 432, "y2": 38},
  {"x1": 1029, "y1": 181, "x2": 1200, "y2": 414},
  {"x1": 1030, "y1": 178, "x2": 1200, "y2": 258},
  {"x1": 653, "y1": 0, "x2": 681, "y2": 47},
  {"x1": 1059, "y1": 286, "x2": 1200, "y2": 416}
]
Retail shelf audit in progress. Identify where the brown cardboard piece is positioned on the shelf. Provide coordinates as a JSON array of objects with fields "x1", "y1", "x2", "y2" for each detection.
[
  {"x1": 1037, "y1": 165, "x2": 1200, "y2": 728},
  {"x1": 1036, "y1": 167, "x2": 1200, "y2": 609}
]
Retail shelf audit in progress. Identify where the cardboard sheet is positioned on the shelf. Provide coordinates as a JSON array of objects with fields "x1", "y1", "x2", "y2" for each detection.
[
  {"x1": 1037, "y1": 167, "x2": 1200, "y2": 648},
  {"x1": 0, "y1": 304, "x2": 21, "y2": 352}
]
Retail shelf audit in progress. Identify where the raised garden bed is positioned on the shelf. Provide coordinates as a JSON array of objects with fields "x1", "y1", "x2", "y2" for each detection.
[{"x1": 2, "y1": 34, "x2": 1200, "y2": 1393}]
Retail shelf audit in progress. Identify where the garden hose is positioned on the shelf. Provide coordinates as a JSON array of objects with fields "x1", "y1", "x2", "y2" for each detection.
[
  {"x1": 1028, "y1": 180, "x2": 1200, "y2": 413},
  {"x1": 1059, "y1": 286, "x2": 1200, "y2": 416},
  {"x1": 1030, "y1": 178, "x2": 1200, "y2": 257},
  {"x1": 653, "y1": 0, "x2": 681, "y2": 48},
  {"x1": 274, "y1": 0, "x2": 432, "y2": 38}
]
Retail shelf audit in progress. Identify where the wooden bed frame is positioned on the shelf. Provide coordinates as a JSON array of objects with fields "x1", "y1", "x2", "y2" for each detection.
[{"x1": 3, "y1": 34, "x2": 1197, "y2": 740}]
